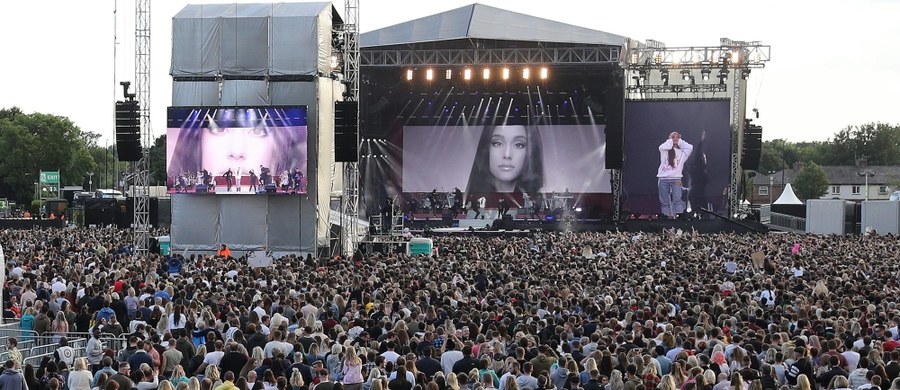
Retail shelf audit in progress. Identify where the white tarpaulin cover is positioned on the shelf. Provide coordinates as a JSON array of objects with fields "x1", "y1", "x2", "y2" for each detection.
[
  {"x1": 361, "y1": 3, "x2": 626, "y2": 48},
  {"x1": 171, "y1": 194, "x2": 304, "y2": 252},
  {"x1": 171, "y1": 2, "x2": 338, "y2": 77},
  {"x1": 774, "y1": 183, "x2": 803, "y2": 205}
]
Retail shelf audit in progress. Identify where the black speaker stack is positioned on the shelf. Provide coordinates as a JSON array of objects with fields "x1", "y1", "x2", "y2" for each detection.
[
  {"x1": 115, "y1": 100, "x2": 142, "y2": 161},
  {"x1": 335, "y1": 101, "x2": 359, "y2": 162}
]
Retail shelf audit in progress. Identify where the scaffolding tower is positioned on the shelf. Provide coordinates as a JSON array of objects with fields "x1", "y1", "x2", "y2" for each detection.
[
  {"x1": 132, "y1": 0, "x2": 152, "y2": 253},
  {"x1": 340, "y1": 0, "x2": 360, "y2": 257}
]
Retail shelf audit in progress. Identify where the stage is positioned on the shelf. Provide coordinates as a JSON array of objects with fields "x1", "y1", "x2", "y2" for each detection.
[
  {"x1": 0, "y1": 219, "x2": 65, "y2": 230},
  {"x1": 404, "y1": 216, "x2": 767, "y2": 235}
]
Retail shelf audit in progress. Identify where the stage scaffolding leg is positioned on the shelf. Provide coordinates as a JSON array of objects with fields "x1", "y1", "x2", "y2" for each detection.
[
  {"x1": 133, "y1": 0, "x2": 151, "y2": 254},
  {"x1": 612, "y1": 169, "x2": 623, "y2": 221}
]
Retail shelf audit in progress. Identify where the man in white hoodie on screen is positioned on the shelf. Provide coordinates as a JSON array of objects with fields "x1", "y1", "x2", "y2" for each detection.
[{"x1": 657, "y1": 131, "x2": 693, "y2": 219}]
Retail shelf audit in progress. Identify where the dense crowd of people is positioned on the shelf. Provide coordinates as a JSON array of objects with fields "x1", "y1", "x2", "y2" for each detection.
[{"x1": 2, "y1": 227, "x2": 900, "y2": 390}]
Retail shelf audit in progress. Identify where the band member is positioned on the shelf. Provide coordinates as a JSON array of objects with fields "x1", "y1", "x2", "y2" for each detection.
[
  {"x1": 201, "y1": 169, "x2": 212, "y2": 187},
  {"x1": 224, "y1": 168, "x2": 235, "y2": 192},
  {"x1": 235, "y1": 167, "x2": 242, "y2": 192},
  {"x1": 280, "y1": 170, "x2": 290, "y2": 191},
  {"x1": 498, "y1": 197, "x2": 510, "y2": 217},
  {"x1": 657, "y1": 131, "x2": 693, "y2": 219},
  {"x1": 429, "y1": 189, "x2": 439, "y2": 215},
  {"x1": 259, "y1": 165, "x2": 271, "y2": 186},
  {"x1": 249, "y1": 169, "x2": 258, "y2": 192}
]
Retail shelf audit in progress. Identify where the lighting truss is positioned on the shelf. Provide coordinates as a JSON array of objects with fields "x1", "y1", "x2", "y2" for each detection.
[
  {"x1": 361, "y1": 46, "x2": 620, "y2": 67},
  {"x1": 627, "y1": 84, "x2": 727, "y2": 94}
]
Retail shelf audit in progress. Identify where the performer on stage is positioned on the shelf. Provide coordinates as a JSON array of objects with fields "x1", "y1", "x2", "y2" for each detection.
[
  {"x1": 657, "y1": 131, "x2": 693, "y2": 219},
  {"x1": 249, "y1": 169, "x2": 258, "y2": 192},
  {"x1": 224, "y1": 168, "x2": 235, "y2": 192}
]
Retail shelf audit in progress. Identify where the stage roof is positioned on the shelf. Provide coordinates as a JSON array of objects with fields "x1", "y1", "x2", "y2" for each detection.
[{"x1": 361, "y1": 3, "x2": 627, "y2": 48}]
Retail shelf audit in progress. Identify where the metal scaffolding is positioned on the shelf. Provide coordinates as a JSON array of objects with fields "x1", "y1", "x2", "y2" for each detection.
[
  {"x1": 340, "y1": 0, "x2": 360, "y2": 257},
  {"x1": 133, "y1": 0, "x2": 151, "y2": 253},
  {"x1": 360, "y1": 46, "x2": 620, "y2": 67}
]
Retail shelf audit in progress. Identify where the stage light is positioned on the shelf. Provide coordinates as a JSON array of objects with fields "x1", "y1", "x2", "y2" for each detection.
[
  {"x1": 660, "y1": 70, "x2": 669, "y2": 86},
  {"x1": 445, "y1": 69, "x2": 452, "y2": 80},
  {"x1": 654, "y1": 52, "x2": 663, "y2": 64},
  {"x1": 639, "y1": 70, "x2": 647, "y2": 82},
  {"x1": 501, "y1": 68, "x2": 510, "y2": 80},
  {"x1": 426, "y1": 69, "x2": 434, "y2": 81},
  {"x1": 681, "y1": 69, "x2": 691, "y2": 81},
  {"x1": 522, "y1": 68, "x2": 530, "y2": 80},
  {"x1": 741, "y1": 68, "x2": 751, "y2": 79},
  {"x1": 701, "y1": 68, "x2": 711, "y2": 81},
  {"x1": 718, "y1": 68, "x2": 729, "y2": 85},
  {"x1": 483, "y1": 68, "x2": 490, "y2": 80},
  {"x1": 406, "y1": 69, "x2": 413, "y2": 81},
  {"x1": 464, "y1": 68, "x2": 472, "y2": 80},
  {"x1": 731, "y1": 49, "x2": 741, "y2": 64},
  {"x1": 575, "y1": 207, "x2": 583, "y2": 212},
  {"x1": 540, "y1": 67, "x2": 548, "y2": 79}
]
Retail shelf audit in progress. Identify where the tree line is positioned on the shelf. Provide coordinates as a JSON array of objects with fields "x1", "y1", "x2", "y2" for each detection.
[{"x1": 0, "y1": 107, "x2": 166, "y2": 205}]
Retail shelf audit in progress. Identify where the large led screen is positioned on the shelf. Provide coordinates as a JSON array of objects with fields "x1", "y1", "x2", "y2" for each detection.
[
  {"x1": 622, "y1": 99, "x2": 731, "y2": 216},
  {"x1": 403, "y1": 124, "x2": 610, "y2": 194},
  {"x1": 166, "y1": 107, "x2": 308, "y2": 194}
]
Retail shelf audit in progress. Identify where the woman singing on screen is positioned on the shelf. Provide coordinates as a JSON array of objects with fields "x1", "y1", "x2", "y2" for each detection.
[
  {"x1": 167, "y1": 108, "x2": 307, "y2": 192},
  {"x1": 466, "y1": 123, "x2": 544, "y2": 194}
]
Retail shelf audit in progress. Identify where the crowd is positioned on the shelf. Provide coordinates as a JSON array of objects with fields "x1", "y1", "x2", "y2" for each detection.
[{"x1": 2, "y1": 227, "x2": 900, "y2": 390}]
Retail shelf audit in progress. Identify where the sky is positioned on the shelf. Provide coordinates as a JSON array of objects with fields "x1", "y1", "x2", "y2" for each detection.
[{"x1": 1, "y1": 0, "x2": 898, "y2": 145}]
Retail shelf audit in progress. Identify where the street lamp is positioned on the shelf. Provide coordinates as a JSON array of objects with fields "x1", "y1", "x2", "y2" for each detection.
[
  {"x1": 858, "y1": 170, "x2": 876, "y2": 201},
  {"x1": 768, "y1": 174, "x2": 774, "y2": 205}
]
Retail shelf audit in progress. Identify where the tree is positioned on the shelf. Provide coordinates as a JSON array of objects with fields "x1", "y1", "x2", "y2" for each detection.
[
  {"x1": 147, "y1": 134, "x2": 167, "y2": 185},
  {"x1": 0, "y1": 108, "x2": 99, "y2": 203},
  {"x1": 793, "y1": 162, "x2": 829, "y2": 201}
]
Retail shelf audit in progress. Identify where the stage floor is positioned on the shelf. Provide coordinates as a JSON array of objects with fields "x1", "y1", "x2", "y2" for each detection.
[{"x1": 405, "y1": 217, "x2": 767, "y2": 234}]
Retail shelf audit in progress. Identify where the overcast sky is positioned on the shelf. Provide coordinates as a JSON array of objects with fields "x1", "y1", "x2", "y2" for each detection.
[{"x1": 0, "y1": 0, "x2": 897, "y2": 145}]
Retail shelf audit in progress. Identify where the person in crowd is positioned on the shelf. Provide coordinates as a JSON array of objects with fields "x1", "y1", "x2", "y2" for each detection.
[
  {"x1": 2, "y1": 228, "x2": 900, "y2": 390},
  {"x1": 466, "y1": 123, "x2": 544, "y2": 194}
]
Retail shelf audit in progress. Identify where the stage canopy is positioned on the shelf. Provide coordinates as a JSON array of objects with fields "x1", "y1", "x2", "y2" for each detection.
[
  {"x1": 171, "y1": 2, "x2": 340, "y2": 77},
  {"x1": 361, "y1": 3, "x2": 626, "y2": 48}
]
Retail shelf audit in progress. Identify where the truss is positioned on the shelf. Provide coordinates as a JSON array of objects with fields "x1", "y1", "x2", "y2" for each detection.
[
  {"x1": 133, "y1": 0, "x2": 151, "y2": 254},
  {"x1": 361, "y1": 46, "x2": 620, "y2": 67},
  {"x1": 339, "y1": 0, "x2": 360, "y2": 258}
]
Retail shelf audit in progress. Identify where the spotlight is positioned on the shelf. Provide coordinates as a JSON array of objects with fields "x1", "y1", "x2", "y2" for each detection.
[
  {"x1": 654, "y1": 52, "x2": 662, "y2": 64},
  {"x1": 426, "y1": 69, "x2": 434, "y2": 81},
  {"x1": 540, "y1": 67, "x2": 548, "y2": 79},
  {"x1": 660, "y1": 70, "x2": 669, "y2": 86},
  {"x1": 522, "y1": 68, "x2": 530, "y2": 80},
  {"x1": 405, "y1": 69, "x2": 413, "y2": 81},
  {"x1": 740, "y1": 68, "x2": 751, "y2": 79},
  {"x1": 445, "y1": 69, "x2": 452, "y2": 80},
  {"x1": 718, "y1": 68, "x2": 729, "y2": 85},
  {"x1": 483, "y1": 68, "x2": 490, "y2": 80},
  {"x1": 502, "y1": 68, "x2": 510, "y2": 80},
  {"x1": 731, "y1": 49, "x2": 741, "y2": 64},
  {"x1": 681, "y1": 69, "x2": 691, "y2": 81},
  {"x1": 701, "y1": 68, "x2": 711, "y2": 81},
  {"x1": 639, "y1": 70, "x2": 647, "y2": 82},
  {"x1": 464, "y1": 68, "x2": 472, "y2": 80},
  {"x1": 574, "y1": 207, "x2": 583, "y2": 213}
]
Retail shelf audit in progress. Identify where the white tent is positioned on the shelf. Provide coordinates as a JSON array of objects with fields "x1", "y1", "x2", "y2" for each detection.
[{"x1": 774, "y1": 183, "x2": 803, "y2": 205}]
